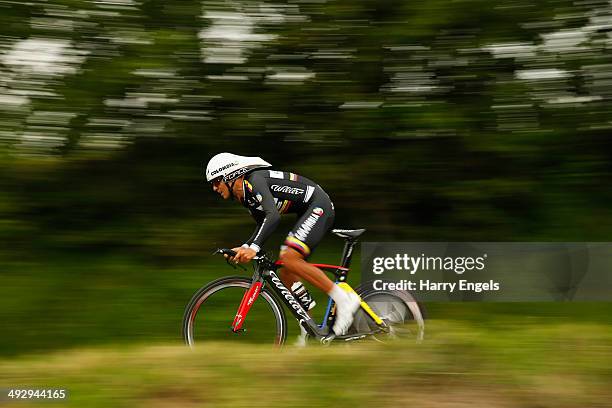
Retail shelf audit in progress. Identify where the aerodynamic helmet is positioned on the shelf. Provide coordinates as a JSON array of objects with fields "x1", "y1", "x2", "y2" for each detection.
[{"x1": 205, "y1": 152, "x2": 271, "y2": 182}]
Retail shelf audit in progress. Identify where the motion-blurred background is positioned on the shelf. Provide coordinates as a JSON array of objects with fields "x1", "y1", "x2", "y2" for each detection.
[{"x1": 1, "y1": 1, "x2": 611, "y2": 405}]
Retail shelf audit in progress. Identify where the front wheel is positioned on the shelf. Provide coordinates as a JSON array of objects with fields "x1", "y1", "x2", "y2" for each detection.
[
  {"x1": 182, "y1": 276, "x2": 287, "y2": 347},
  {"x1": 351, "y1": 282, "x2": 425, "y2": 342}
]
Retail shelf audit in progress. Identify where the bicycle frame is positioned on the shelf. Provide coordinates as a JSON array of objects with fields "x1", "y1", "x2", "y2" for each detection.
[{"x1": 230, "y1": 239, "x2": 387, "y2": 341}]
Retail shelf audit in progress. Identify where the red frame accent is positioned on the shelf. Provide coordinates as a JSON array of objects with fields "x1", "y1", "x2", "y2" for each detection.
[
  {"x1": 274, "y1": 261, "x2": 348, "y2": 271},
  {"x1": 231, "y1": 282, "x2": 262, "y2": 332}
]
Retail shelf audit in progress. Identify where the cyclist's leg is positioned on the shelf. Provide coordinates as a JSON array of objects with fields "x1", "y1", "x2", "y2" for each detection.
[
  {"x1": 280, "y1": 199, "x2": 359, "y2": 335},
  {"x1": 280, "y1": 200, "x2": 334, "y2": 344},
  {"x1": 278, "y1": 247, "x2": 301, "y2": 289}
]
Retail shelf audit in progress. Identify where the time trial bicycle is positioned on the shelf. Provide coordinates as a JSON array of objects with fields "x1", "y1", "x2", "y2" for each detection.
[{"x1": 182, "y1": 228, "x2": 425, "y2": 346}]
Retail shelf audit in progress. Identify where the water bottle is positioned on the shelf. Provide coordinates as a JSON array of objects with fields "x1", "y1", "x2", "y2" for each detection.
[{"x1": 291, "y1": 282, "x2": 316, "y2": 311}]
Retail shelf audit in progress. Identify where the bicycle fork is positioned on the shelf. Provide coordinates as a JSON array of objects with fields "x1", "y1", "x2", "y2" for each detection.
[{"x1": 231, "y1": 279, "x2": 263, "y2": 333}]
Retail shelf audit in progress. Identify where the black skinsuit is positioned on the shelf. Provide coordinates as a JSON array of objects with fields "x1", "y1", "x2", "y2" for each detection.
[{"x1": 241, "y1": 169, "x2": 334, "y2": 258}]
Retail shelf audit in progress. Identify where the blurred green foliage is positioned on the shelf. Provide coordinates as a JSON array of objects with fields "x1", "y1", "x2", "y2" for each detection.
[{"x1": 1, "y1": 0, "x2": 612, "y2": 355}]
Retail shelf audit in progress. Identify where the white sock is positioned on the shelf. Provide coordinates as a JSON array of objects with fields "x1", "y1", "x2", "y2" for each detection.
[{"x1": 327, "y1": 284, "x2": 348, "y2": 306}]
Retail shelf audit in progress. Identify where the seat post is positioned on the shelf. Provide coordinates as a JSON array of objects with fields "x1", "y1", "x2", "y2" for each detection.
[{"x1": 340, "y1": 239, "x2": 357, "y2": 269}]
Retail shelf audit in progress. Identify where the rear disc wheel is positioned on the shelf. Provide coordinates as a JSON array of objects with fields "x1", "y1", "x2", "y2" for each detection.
[{"x1": 352, "y1": 288, "x2": 425, "y2": 342}]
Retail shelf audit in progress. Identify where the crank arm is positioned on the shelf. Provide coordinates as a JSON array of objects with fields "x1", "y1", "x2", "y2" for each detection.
[{"x1": 323, "y1": 328, "x2": 388, "y2": 343}]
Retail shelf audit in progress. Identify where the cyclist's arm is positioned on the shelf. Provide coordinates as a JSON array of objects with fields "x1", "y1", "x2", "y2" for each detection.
[{"x1": 243, "y1": 174, "x2": 280, "y2": 252}]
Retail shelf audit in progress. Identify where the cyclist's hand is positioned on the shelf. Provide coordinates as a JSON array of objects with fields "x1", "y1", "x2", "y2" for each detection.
[
  {"x1": 223, "y1": 247, "x2": 242, "y2": 262},
  {"x1": 228, "y1": 247, "x2": 257, "y2": 264}
]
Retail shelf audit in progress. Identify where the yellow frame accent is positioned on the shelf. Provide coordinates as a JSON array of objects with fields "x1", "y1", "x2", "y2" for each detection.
[{"x1": 337, "y1": 282, "x2": 384, "y2": 325}]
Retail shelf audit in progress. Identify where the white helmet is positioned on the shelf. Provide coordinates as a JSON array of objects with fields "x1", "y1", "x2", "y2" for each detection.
[{"x1": 205, "y1": 152, "x2": 271, "y2": 182}]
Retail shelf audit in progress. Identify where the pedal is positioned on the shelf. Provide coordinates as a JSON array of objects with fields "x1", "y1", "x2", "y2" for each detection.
[{"x1": 320, "y1": 334, "x2": 335, "y2": 345}]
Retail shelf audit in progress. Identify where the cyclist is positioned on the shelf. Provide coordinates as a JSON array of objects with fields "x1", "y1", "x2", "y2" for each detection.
[{"x1": 205, "y1": 152, "x2": 360, "y2": 336}]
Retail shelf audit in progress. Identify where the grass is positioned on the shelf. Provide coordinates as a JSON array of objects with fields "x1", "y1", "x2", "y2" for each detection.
[{"x1": 1, "y1": 320, "x2": 611, "y2": 408}]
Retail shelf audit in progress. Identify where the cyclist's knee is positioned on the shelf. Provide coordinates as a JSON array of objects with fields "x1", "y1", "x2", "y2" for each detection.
[
  {"x1": 279, "y1": 254, "x2": 298, "y2": 269},
  {"x1": 279, "y1": 248, "x2": 304, "y2": 269}
]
